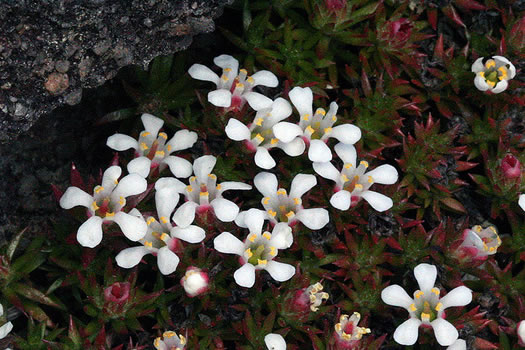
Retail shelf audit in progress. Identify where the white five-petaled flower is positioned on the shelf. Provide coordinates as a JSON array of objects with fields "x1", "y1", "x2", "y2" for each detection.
[
  {"x1": 459, "y1": 225, "x2": 501, "y2": 259},
  {"x1": 381, "y1": 263, "x2": 472, "y2": 346},
  {"x1": 313, "y1": 143, "x2": 398, "y2": 212},
  {"x1": 273, "y1": 86, "x2": 361, "y2": 162},
  {"x1": 115, "y1": 178, "x2": 205, "y2": 275},
  {"x1": 334, "y1": 312, "x2": 371, "y2": 345},
  {"x1": 188, "y1": 54, "x2": 278, "y2": 111},
  {"x1": 106, "y1": 113, "x2": 197, "y2": 178},
  {"x1": 264, "y1": 333, "x2": 286, "y2": 350},
  {"x1": 168, "y1": 155, "x2": 252, "y2": 222},
  {"x1": 447, "y1": 339, "x2": 467, "y2": 350},
  {"x1": 239, "y1": 172, "x2": 329, "y2": 230},
  {"x1": 214, "y1": 209, "x2": 295, "y2": 288},
  {"x1": 519, "y1": 194, "x2": 525, "y2": 211},
  {"x1": 59, "y1": 166, "x2": 148, "y2": 248},
  {"x1": 154, "y1": 331, "x2": 186, "y2": 350},
  {"x1": 225, "y1": 97, "x2": 305, "y2": 169},
  {"x1": 471, "y1": 56, "x2": 516, "y2": 94},
  {"x1": 0, "y1": 303, "x2": 13, "y2": 340}
]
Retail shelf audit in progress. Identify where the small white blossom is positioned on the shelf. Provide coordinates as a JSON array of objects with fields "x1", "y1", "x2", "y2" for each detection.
[
  {"x1": 106, "y1": 113, "x2": 197, "y2": 178},
  {"x1": 447, "y1": 339, "x2": 466, "y2": 350},
  {"x1": 59, "y1": 166, "x2": 147, "y2": 248},
  {"x1": 154, "y1": 331, "x2": 186, "y2": 350},
  {"x1": 313, "y1": 143, "x2": 398, "y2": 212},
  {"x1": 0, "y1": 304, "x2": 13, "y2": 340},
  {"x1": 334, "y1": 312, "x2": 371, "y2": 344},
  {"x1": 306, "y1": 282, "x2": 330, "y2": 312},
  {"x1": 181, "y1": 266, "x2": 209, "y2": 297},
  {"x1": 273, "y1": 86, "x2": 361, "y2": 162},
  {"x1": 519, "y1": 194, "x2": 525, "y2": 211},
  {"x1": 381, "y1": 263, "x2": 472, "y2": 346},
  {"x1": 115, "y1": 179, "x2": 205, "y2": 275},
  {"x1": 459, "y1": 225, "x2": 501, "y2": 259},
  {"x1": 214, "y1": 209, "x2": 295, "y2": 288},
  {"x1": 471, "y1": 56, "x2": 516, "y2": 94},
  {"x1": 225, "y1": 97, "x2": 305, "y2": 169},
  {"x1": 188, "y1": 54, "x2": 278, "y2": 110},
  {"x1": 264, "y1": 333, "x2": 286, "y2": 350}
]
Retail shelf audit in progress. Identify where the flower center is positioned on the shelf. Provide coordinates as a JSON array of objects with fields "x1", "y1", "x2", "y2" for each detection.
[
  {"x1": 91, "y1": 195, "x2": 123, "y2": 218},
  {"x1": 244, "y1": 232, "x2": 277, "y2": 266}
]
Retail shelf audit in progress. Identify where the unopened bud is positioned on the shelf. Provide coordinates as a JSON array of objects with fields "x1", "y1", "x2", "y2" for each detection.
[
  {"x1": 181, "y1": 267, "x2": 209, "y2": 297},
  {"x1": 501, "y1": 154, "x2": 521, "y2": 179},
  {"x1": 104, "y1": 282, "x2": 130, "y2": 305}
]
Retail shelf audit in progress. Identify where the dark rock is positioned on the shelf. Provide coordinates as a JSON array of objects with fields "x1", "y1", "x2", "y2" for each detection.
[{"x1": 0, "y1": 0, "x2": 232, "y2": 142}]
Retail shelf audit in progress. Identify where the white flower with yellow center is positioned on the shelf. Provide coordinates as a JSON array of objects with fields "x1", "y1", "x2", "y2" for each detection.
[
  {"x1": 471, "y1": 56, "x2": 516, "y2": 94},
  {"x1": 460, "y1": 225, "x2": 501, "y2": 258},
  {"x1": 381, "y1": 263, "x2": 472, "y2": 346},
  {"x1": 115, "y1": 178, "x2": 205, "y2": 275},
  {"x1": 273, "y1": 86, "x2": 361, "y2": 162},
  {"x1": 106, "y1": 113, "x2": 197, "y2": 178},
  {"x1": 264, "y1": 333, "x2": 286, "y2": 350},
  {"x1": 153, "y1": 330, "x2": 186, "y2": 350},
  {"x1": 0, "y1": 304, "x2": 13, "y2": 340},
  {"x1": 334, "y1": 312, "x2": 371, "y2": 343},
  {"x1": 59, "y1": 166, "x2": 147, "y2": 248},
  {"x1": 188, "y1": 54, "x2": 278, "y2": 110},
  {"x1": 214, "y1": 209, "x2": 295, "y2": 288},
  {"x1": 314, "y1": 143, "x2": 398, "y2": 212},
  {"x1": 225, "y1": 97, "x2": 305, "y2": 169}
]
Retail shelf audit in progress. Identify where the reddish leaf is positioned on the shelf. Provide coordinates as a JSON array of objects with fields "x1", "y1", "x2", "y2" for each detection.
[
  {"x1": 70, "y1": 163, "x2": 85, "y2": 190},
  {"x1": 442, "y1": 5, "x2": 466, "y2": 27},
  {"x1": 427, "y1": 9, "x2": 438, "y2": 30},
  {"x1": 455, "y1": 0, "x2": 486, "y2": 10}
]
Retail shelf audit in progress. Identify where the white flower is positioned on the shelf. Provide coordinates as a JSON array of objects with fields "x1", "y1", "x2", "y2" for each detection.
[
  {"x1": 264, "y1": 333, "x2": 286, "y2": 350},
  {"x1": 115, "y1": 179, "x2": 205, "y2": 275},
  {"x1": 519, "y1": 194, "x2": 525, "y2": 211},
  {"x1": 225, "y1": 97, "x2": 305, "y2": 169},
  {"x1": 313, "y1": 143, "x2": 398, "y2": 212},
  {"x1": 381, "y1": 263, "x2": 472, "y2": 346},
  {"x1": 273, "y1": 86, "x2": 361, "y2": 162},
  {"x1": 459, "y1": 225, "x2": 501, "y2": 258},
  {"x1": 181, "y1": 266, "x2": 209, "y2": 297},
  {"x1": 306, "y1": 282, "x2": 330, "y2": 312},
  {"x1": 213, "y1": 209, "x2": 295, "y2": 288},
  {"x1": 0, "y1": 304, "x2": 13, "y2": 340},
  {"x1": 447, "y1": 339, "x2": 466, "y2": 350},
  {"x1": 106, "y1": 113, "x2": 197, "y2": 178},
  {"x1": 334, "y1": 312, "x2": 371, "y2": 343},
  {"x1": 188, "y1": 54, "x2": 278, "y2": 110},
  {"x1": 239, "y1": 172, "x2": 329, "y2": 230},
  {"x1": 59, "y1": 166, "x2": 148, "y2": 248},
  {"x1": 172, "y1": 155, "x2": 251, "y2": 222},
  {"x1": 154, "y1": 331, "x2": 186, "y2": 350},
  {"x1": 471, "y1": 56, "x2": 516, "y2": 94}
]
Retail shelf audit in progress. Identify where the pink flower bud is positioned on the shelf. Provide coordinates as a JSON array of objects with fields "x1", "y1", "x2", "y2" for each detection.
[
  {"x1": 180, "y1": 267, "x2": 209, "y2": 297},
  {"x1": 104, "y1": 282, "x2": 130, "y2": 304},
  {"x1": 501, "y1": 154, "x2": 521, "y2": 179}
]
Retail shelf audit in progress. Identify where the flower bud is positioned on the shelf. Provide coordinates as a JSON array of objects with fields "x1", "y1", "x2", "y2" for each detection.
[
  {"x1": 180, "y1": 267, "x2": 209, "y2": 297},
  {"x1": 103, "y1": 282, "x2": 130, "y2": 305},
  {"x1": 501, "y1": 154, "x2": 521, "y2": 179}
]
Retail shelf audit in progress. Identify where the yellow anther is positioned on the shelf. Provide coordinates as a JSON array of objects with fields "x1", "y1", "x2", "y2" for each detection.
[
  {"x1": 208, "y1": 173, "x2": 217, "y2": 179},
  {"x1": 236, "y1": 83, "x2": 245, "y2": 89},
  {"x1": 354, "y1": 184, "x2": 363, "y2": 190},
  {"x1": 321, "y1": 292, "x2": 329, "y2": 300},
  {"x1": 435, "y1": 302, "x2": 443, "y2": 311},
  {"x1": 483, "y1": 243, "x2": 488, "y2": 251},
  {"x1": 105, "y1": 212, "x2": 115, "y2": 218},
  {"x1": 255, "y1": 118, "x2": 264, "y2": 126},
  {"x1": 160, "y1": 233, "x2": 169, "y2": 241},
  {"x1": 485, "y1": 59, "x2": 496, "y2": 68},
  {"x1": 147, "y1": 217, "x2": 156, "y2": 225},
  {"x1": 478, "y1": 71, "x2": 485, "y2": 78},
  {"x1": 216, "y1": 184, "x2": 222, "y2": 190},
  {"x1": 431, "y1": 288, "x2": 440, "y2": 295},
  {"x1": 360, "y1": 160, "x2": 369, "y2": 167},
  {"x1": 180, "y1": 335, "x2": 186, "y2": 344},
  {"x1": 354, "y1": 175, "x2": 360, "y2": 180},
  {"x1": 489, "y1": 247, "x2": 495, "y2": 252},
  {"x1": 306, "y1": 125, "x2": 315, "y2": 134},
  {"x1": 114, "y1": 179, "x2": 118, "y2": 185},
  {"x1": 368, "y1": 176, "x2": 374, "y2": 183},
  {"x1": 332, "y1": 116, "x2": 337, "y2": 121},
  {"x1": 119, "y1": 196, "x2": 125, "y2": 205},
  {"x1": 224, "y1": 68, "x2": 232, "y2": 72},
  {"x1": 255, "y1": 134, "x2": 264, "y2": 142},
  {"x1": 341, "y1": 174, "x2": 349, "y2": 182},
  {"x1": 410, "y1": 303, "x2": 417, "y2": 311},
  {"x1": 293, "y1": 197, "x2": 301, "y2": 205},
  {"x1": 344, "y1": 163, "x2": 353, "y2": 169},
  {"x1": 316, "y1": 108, "x2": 326, "y2": 116},
  {"x1": 474, "y1": 225, "x2": 482, "y2": 232},
  {"x1": 310, "y1": 294, "x2": 317, "y2": 303},
  {"x1": 263, "y1": 232, "x2": 272, "y2": 240},
  {"x1": 140, "y1": 142, "x2": 148, "y2": 150},
  {"x1": 302, "y1": 114, "x2": 310, "y2": 121},
  {"x1": 142, "y1": 131, "x2": 151, "y2": 137},
  {"x1": 158, "y1": 132, "x2": 168, "y2": 139},
  {"x1": 270, "y1": 138, "x2": 279, "y2": 145},
  {"x1": 239, "y1": 68, "x2": 247, "y2": 74},
  {"x1": 269, "y1": 246, "x2": 276, "y2": 256},
  {"x1": 245, "y1": 248, "x2": 253, "y2": 258},
  {"x1": 155, "y1": 150, "x2": 165, "y2": 157},
  {"x1": 487, "y1": 80, "x2": 496, "y2": 87},
  {"x1": 279, "y1": 205, "x2": 286, "y2": 212},
  {"x1": 154, "y1": 337, "x2": 161, "y2": 348},
  {"x1": 268, "y1": 209, "x2": 277, "y2": 217},
  {"x1": 92, "y1": 201, "x2": 99, "y2": 210},
  {"x1": 415, "y1": 291, "x2": 424, "y2": 299},
  {"x1": 163, "y1": 331, "x2": 176, "y2": 338},
  {"x1": 248, "y1": 234, "x2": 257, "y2": 242},
  {"x1": 246, "y1": 76, "x2": 254, "y2": 83},
  {"x1": 94, "y1": 186, "x2": 104, "y2": 193},
  {"x1": 285, "y1": 210, "x2": 295, "y2": 218},
  {"x1": 335, "y1": 323, "x2": 342, "y2": 332},
  {"x1": 324, "y1": 127, "x2": 332, "y2": 134},
  {"x1": 190, "y1": 176, "x2": 197, "y2": 182},
  {"x1": 498, "y1": 66, "x2": 508, "y2": 80},
  {"x1": 144, "y1": 241, "x2": 153, "y2": 248},
  {"x1": 263, "y1": 197, "x2": 270, "y2": 205},
  {"x1": 257, "y1": 259, "x2": 267, "y2": 265},
  {"x1": 160, "y1": 216, "x2": 168, "y2": 224},
  {"x1": 186, "y1": 185, "x2": 193, "y2": 192},
  {"x1": 200, "y1": 191, "x2": 209, "y2": 197},
  {"x1": 277, "y1": 189, "x2": 287, "y2": 195},
  {"x1": 221, "y1": 75, "x2": 229, "y2": 81},
  {"x1": 166, "y1": 144, "x2": 172, "y2": 152},
  {"x1": 421, "y1": 313, "x2": 431, "y2": 321}
]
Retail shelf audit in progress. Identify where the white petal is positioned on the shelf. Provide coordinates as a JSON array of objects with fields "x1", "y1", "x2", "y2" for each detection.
[
  {"x1": 255, "y1": 147, "x2": 277, "y2": 169},
  {"x1": 234, "y1": 210, "x2": 249, "y2": 228},
  {"x1": 431, "y1": 318, "x2": 458, "y2": 346},
  {"x1": 193, "y1": 155, "x2": 217, "y2": 184},
  {"x1": 208, "y1": 89, "x2": 232, "y2": 107},
  {"x1": 171, "y1": 225, "x2": 206, "y2": 243},
  {"x1": 361, "y1": 190, "x2": 394, "y2": 212},
  {"x1": 439, "y1": 286, "x2": 472, "y2": 309},
  {"x1": 0, "y1": 321, "x2": 13, "y2": 339},
  {"x1": 127, "y1": 156, "x2": 151, "y2": 178},
  {"x1": 491, "y1": 79, "x2": 508, "y2": 94},
  {"x1": 366, "y1": 164, "x2": 398, "y2": 184},
  {"x1": 493, "y1": 55, "x2": 516, "y2": 78},
  {"x1": 225, "y1": 118, "x2": 251, "y2": 141},
  {"x1": 218, "y1": 181, "x2": 252, "y2": 192},
  {"x1": 213, "y1": 54, "x2": 239, "y2": 72},
  {"x1": 113, "y1": 173, "x2": 147, "y2": 198},
  {"x1": 447, "y1": 339, "x2": 466, "y2": 350},
  {"x1": 519, "y1": 194, "x2": 525, "y2": 211},
  {"x1": 393, "y1": 318, "x2": 421, "y2": 346},
  {"x1": 106, "y1": 134, "x2": 138, "y2": 151},
  {"x1": 278, "y1": 138, "x2": 305, "y2": 157},
  {"x1": 518, "y1": 321, "x2": 525, "y2": 343},
  {"x1": 270, "y1": 98, "x2": 293, "y2": 122},
  {"x1": 290, "y1": 173, "x2": 317, "y2": 198},
  {"x1": 0, "y1": 304, "x2": 3, "y2": 316},
  {"x1": 308, "y1": 139, "x2": 332, "y2": 162},
  {"x1": 188, "y1": 63, "x2": 220, "y2": 85},
  {"x1": 157, "y1": 246, "x2": 180, "y2": 275},
  {"x1": 234, "y1": 264, "x2": 256, "y2": 288},
  {"x1": 272, "y1": 122, "x2": 303, "y2": 143},
  {"x1": 173, "y1": 201, "x2": 198, "y2": 228},
  {"x1": 60, "y1": 187, "x2": 93, "y2": 209},
  {"x1": 264, "y1": 333, "x2": 286, "y2": 350},
  {"x1": 113, "y1": 212, "x2": 148, "y2": 241},
  {"x1": 471, "y1": 57, "x2": 485, "y2": 72},
  {"x1": 155, "y1": 177, "x2": 187, "y2": 193},
  {"x1": 243, "y1": 208, "x2": 265, "y2": 235},
  {"x1": 330, "y1": 124, "x2": 362, "y2": 144},
  {"x1": 141, "y1": 113, "x2": 164, "y2": 136},
  {"x1": 115, "y1": 246, "x2": 150, "y2": 268},
  {"x1": 295, "y1": 208, "x2": 329, "y2": 230},
  {"x1": 330, "y1": 190, "x2": 351, "y2": 210},
  {"x1": 413, "y1": 263, "x2": 437, "y2": 293},
  {"x1": 251, "y1": 70, "x2": 279, "y2": 87},
  {"x1": 288, "y1": 86, "x2": 313, "y2": 117},
  {"x1": 313, "y1": 162, "x2": 340, "y2": 181},
  {"x1": 155, "y1": 186, "x2": 180, "y2": 222},
  {"x1": 210, "y1": 198, "x2": 240, "y2": 222},
  {"x1": 244, "y1": 92, "x2": 273, "y2": 111},
  {"x1": 474, "y1": 75, "x2": 489, "y2": 91},
  {"x1": 101, "y1": 166, "x2": 122, "y2": 191},
  {"x1": 269, "y1": 223, "x2": 293, "y2": 249},
  {"x1": 164, "y1": 156, "x2": 193, "y2": 178},
  {"x1": 254, "y1": 172, "x2": 278, "y2": 197},
  {"x1": 77, "y1": 216, "x2": 104, "y2": 248},
  {"x1": 381, "y1": 285, "x2": 414, "y2": 309},
  {"x1": 334, "y1": 143, "x2": 357, "y2": 164},
  {"x1": 264, "y1": 261, "x2": 295, "y2": 282},
  {"x1": 165, "y1": 129, "x2": 198, "y2": 153},
  {"x1": 213, "y1": 232, "x2": 245, "y2": 255}
]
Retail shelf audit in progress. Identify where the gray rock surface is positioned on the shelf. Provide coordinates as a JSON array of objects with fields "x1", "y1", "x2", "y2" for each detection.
[{"x1": 0, "y1": 0, "x2": 231, "y2": 141}]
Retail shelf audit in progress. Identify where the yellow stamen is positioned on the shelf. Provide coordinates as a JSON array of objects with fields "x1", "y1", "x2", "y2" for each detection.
[
  {"x1": 160, "y1": 216, "x2": 168, "y2": 224},
  {"x1": 410, "y1": 303, "x2": 417, "y2": 311},
  {"x1": 216, "y1": 184, "x2": 222, "y2": 190},
  {"x1": 485, "y1": 59, "x2": 496, "y2": 69},
  {"x1": 268, "y1": 209, "x2": 277, "y2": 217},
  {"x1": 147, "y1": 217, "x2": 156, "y2": 225},
  {"x1": 154, "y1": 338, "x2": 161, "y2": 348},
  {"x1": 474, "y1": 225, "x2": 482, "y2": 233},
  {"x1": 155, "y1": 150, "x2": 165, "y2": 157},
  {"x1": 144, "y1": 241, "x2": 153, "y2": 248},
  {"x1": 435, "y1": 302, "x2": 443, "y2": 311},
  {"x1": 221, "y1": 75, "x2": 229, "y2": 81},
  {"x1": 255, "y1": 118, "x2": 263, "y2": 126},
  {"x1": 180, "y1": 335, "x2": 186, "y2": 344},
  {"x1": 239, "y1": 69, "x2": 247, "y2": 75},
  {"x1": 208, "y1": 174, "x2": 217, "y2": 179},
  {"x1": 236, "y1": 83, "x2": 244, "y2": 89},
  {"x1": 224, "y1": 68, "x2": 232, "y2": 72},
  {"x1": 200, "y1": 191, "x2": 209, "y2": 197},
  {"x1": 163, "y1": 331, "x2": 176, "y2": 338},
  {"x1": 306, "y1": 125, "x2": 315, "y2": 134},
  {"x1": 245, "y1": 248, "x2": 253, "y2": 258},
  {"x1": 324, "y1": 127, "x2": 332, "y2": 134},
  {"x1": 94, "y1": 186, "x2": 104, "y2": 194},
  {"x1": 335, "y1": 323, "x2": 342, "y2": 332},
  {"x1": 92, "y1": 201, "x2": 99, "y2": 210},
  {"x1": 498, "y1": 66, "x2": 508, "y2": 80},
  {"x1": 421, "y1": 312, "x2": 431, "y2": 321},
  {"x1": 368, "y1": 176, "x2": 374, "y2": 183},
  {"x1": 160, "y1": 233, "x2": 169, "y2": 241},
  {"x1": 248, "y1": 234, "x2": 257, "y2": 242},
  {"x1": 142, "y1": 132, "x2": 151, "y2": 137},
  {"x1": 114, "y1": 179, "x2": 118, "y2": 185},
  {"x1": 105, "y1": 212, "x2": 115, "y2": 217},
  {"x1": 317, "y1": 108, "x2": 326, "y2": 116},
  {"x1": 190, "y1": 176, "x2": 196, "y2": 182},
  {"x1": 279, "y1": 205, "x2": 286, "y2": 212},
  {"x1": 431, "y1": 288, "x2": 440, "y2": 295},
  {"x1": 246, "y1": 76, "x2": 254, "y2": 83},
  {"x1": 166, "y1": 145, "x2": 172, "y2": 152},
  {"x1": 293, "y1": 198, "x2": 301, "y2": 205},
  {"x1": 332, "y1": 116, "x2": 337, "y2": 121},
  {"x1": 354, "y1": 184, "x2": 363, "y2": 190},
  {"x1": 344, "y1": 163, "x2": 353, "y2": 169},
  {"x1": 341, "y1": 174, "x2": 349, "y2": 183},
  {"x1": 277, "y1": 189, "x2": 287, "y2": 195},
  {"x1": 415, "y1": 291, "x2": 424, "y2": 299},
  {"x1": 269, "y1": 246, "x2": 276, "y2": 256},
  {"x1": 478, "y1": 71, "x2": 485, "y2": 78},
  {"x1": 360, "y1": 160, "x2": 369, "y2": 167},
  {"x1": 158, "y1": 132, "x2": 168, "y2": 139},
  {"x1": 186, "y1": 185, "x2": 193, "y2": 192},
  {"x1": 263, "y1": 197, "x2": 270, "y2": 205},
  {"x1": 119, "y1": 196, "x2": 125, "y2": 206},
  {"x1": 302, "y1": 114, "x2": 310, "y2": 121},
  {"x1": 285, "y1": 210, "x2": 295, "y2": 218},
  {"x1": 257, "y1": 259, "x2": 267, "y2": 265},
  {"x1": 486, "y1": 80, "x2": 496, "y2": 87},
  {"x1": 263, "y1": 232, "x2": 271, "y2": 240},
  {"x1": 255, "y1": 134, "x2": 264, "y2": 142},
  {"x1": 140, "y1": 142, "x2": 148, "y2": 150},
  {"x1": 489, "y1": 247, "x2": 495, "y2": 252},
  {"x1": 270, "y1": 138, "x2": 279, "y2": 145}
]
